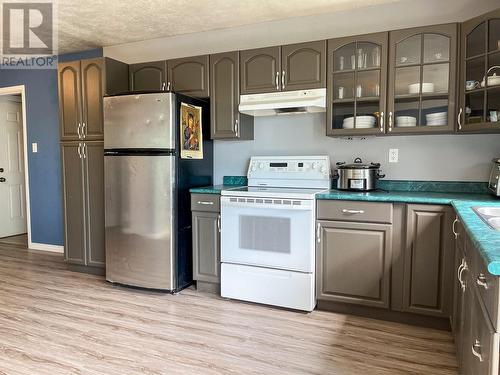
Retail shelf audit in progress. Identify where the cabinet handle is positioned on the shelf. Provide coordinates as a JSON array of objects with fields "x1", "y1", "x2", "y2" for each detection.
[
  {"x1": 77, "y1": 142, "x2": 82, "y2": 159},
  {"x1": 275, "y1": 71, "x2": 280, "y2": 90},
  {"x1": 282, "y1": 70, "x2": 286, "y2": 89},
  {"x1": 167, "y1": 82, "x2": 171, "y2": 91},
  {"x1": 235, "y1": 119, "x2": 239, "y2": 135},
  {"x1": 388, "y1": 112, "x2": 393, "y2": 132},
  {"x1": 77, "y1": 123, "x2": 82, "y2": 139},
  {"x1": 471, "y1": 340, "x2": 483, "y2": 362},
  {"x1": 341, "y1": 209, "x2": 365, "y2": 214},
  {"x1": 82, "y1": 122, "x2": 86, "y2": 139},
  {"x1": 457, "y1": 107, "x2": 463, "y2": 130},
  {"x1": 477, "y1": 273, "x2": 489, "y2": 289},
  {"x1": 458, "y1": 260, "x2": 468, "y2": 292},
  {"x1": 452, "y1": 217, "x2": 459, "y2": 239},
  {"x1": 162, "y1": 82, "x2": 166, "y2": 91},
  {"x1": 316, "y1": 223, "x2": 321, "y2": 243},
  {"x1": 217, "y1": 214, "x2": 221, "y2": 233},
  {"x1": 197, "y1": 201, "x2": 214, "y2": 205},
  {"x1": 82, "y1": 143, "x2": 87, "y2": 159},
  {"x1": 380, "y1": 111, "x2": 384, "y2": 132}
]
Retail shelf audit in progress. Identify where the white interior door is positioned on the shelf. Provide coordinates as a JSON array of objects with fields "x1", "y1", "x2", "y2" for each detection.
[{"x1": 0, "y1": 99, "x2": 27, "y2": 238}]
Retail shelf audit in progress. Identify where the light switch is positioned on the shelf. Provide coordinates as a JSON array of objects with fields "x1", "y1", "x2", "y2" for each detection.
[
  {"x1": 32, "y1": 142, "x2": 38, "y2": 153},
  {"x1": 389, "y1": 148, "x2": 398, "y2": 163}
]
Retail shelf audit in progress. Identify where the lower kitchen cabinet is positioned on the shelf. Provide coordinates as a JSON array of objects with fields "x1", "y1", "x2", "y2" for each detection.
[
  {"x1": 316, "y1": 220, "x2": 392, "y2": 308},
  {"x1": 402, "y1": 204, "x2": 454, "y2": 317},
  {"x1": 191, "y1": 194, "x2": 220, "y2": 291},
  {"x1": 61, "y1": 141, "x2": 105, "y2": 273}
]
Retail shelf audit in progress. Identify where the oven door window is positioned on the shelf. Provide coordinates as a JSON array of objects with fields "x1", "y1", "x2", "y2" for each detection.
[
  {"x1": 239, "y1": 215, "x2": 291, "y2": 253},
  {"x1": 221, "y1": 199, "x2": 314, "y2": 272}
]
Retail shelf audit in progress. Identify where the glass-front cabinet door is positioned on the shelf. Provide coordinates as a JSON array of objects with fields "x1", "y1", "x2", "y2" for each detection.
[
  {"x1": 326, "y1": 32, "x2": 388, "y2": 136},
  {"x1": 387, "y1": 24, "x2": 457, "y2": 134},
  {"x1": 459, "y1": 9, "x2": 500, "y2": 132}
]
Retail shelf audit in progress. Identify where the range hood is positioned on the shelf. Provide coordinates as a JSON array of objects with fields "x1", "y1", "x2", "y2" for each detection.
[{"x1": 239, "y1": 88, "x2": 326, "y2": 117}]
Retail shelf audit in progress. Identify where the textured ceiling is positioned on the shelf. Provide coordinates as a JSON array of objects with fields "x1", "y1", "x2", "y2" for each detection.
[{"x1": 57, "y1": 0, "x2": 397, "y2": 53}]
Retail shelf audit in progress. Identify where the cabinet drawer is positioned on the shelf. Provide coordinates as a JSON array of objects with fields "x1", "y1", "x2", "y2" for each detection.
[
  {"x1": 317, "y1": 200, "x2": 392, "y2": 223},
  {"x1": 471, "y1": 242, "x2": 500, "y2": 331},
  {"x1": 469, "y1": 291, "x2": 500, "y2": 375},
  {"x1": 191, "y1": 194, "x2": 220, "y2": 212}
]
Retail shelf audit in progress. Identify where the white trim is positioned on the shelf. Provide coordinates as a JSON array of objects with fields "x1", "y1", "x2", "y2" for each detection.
[
  {"x1": 29, "y1": 242, "x2": 64, "y2": 254},
  {"x1": 0, "y1": 85, "x2": 32, "y2": 249}
]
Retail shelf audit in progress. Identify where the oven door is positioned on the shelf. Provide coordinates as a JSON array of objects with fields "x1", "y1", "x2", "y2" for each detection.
[{"x1": 221, "y1": 196, "x2": 315, "y2": 273}]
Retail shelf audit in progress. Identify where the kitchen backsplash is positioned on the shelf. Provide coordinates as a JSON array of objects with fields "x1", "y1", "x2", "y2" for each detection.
[{"x1": 214, "y1": 113, "x2": 500, "y2": 184}]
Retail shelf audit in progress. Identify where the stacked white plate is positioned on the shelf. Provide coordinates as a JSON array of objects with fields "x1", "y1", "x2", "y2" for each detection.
[
  {"x1": 408, "y1": 82, "x2": 435, "y2": 94},
  {"x1": 342, "y1": 115, "x2": 376, "y2": 129},
  {"x1": 395, "y1": 116, "x2": 417, "y2": 127},
  {"x1": 426, "y1": 112, "x2": 447, "y2": 126}
]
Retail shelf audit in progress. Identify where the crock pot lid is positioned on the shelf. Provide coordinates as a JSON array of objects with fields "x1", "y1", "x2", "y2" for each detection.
[{"x1": 337, "y1": 158, "x2": 380, "y2": 169}]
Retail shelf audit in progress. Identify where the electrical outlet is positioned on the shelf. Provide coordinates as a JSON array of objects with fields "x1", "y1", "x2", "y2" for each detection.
[
  {"x1": 32, "y1": 142, "x2": 38, "y2": 153},
  {"x1": 389, "y1": 148, "x2": 399, "y2": 163}
]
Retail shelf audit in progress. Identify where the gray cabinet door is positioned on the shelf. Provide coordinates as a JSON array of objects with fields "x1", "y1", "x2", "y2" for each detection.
[
  {"x1": 327, "y1": 32, "x2": 388, "y2": 137},
  {"x1": 61, "y1": 142, "x2": 86, "y2": 265},
  {"x1": 240, "y1": 46, "x2": 281, "y2": 94},
  {"x1": 317, "y1": 220, "x2": 392, "y2": 308},
  {"x1": 129, "y1": 61, "x2": 167, "y2": 92},
  {"x1": 210, "y1": 51, "x2": 254, "y2": 140},
  {"x1": 459, "y1": 8, "x2": 500, "y2": 133},
  {"x1": 281, "y1": 41, "x2": 326, "y2": 91},
  {"x1": 84, "y1": 142, "x2": 105, "y2": 268},
  {"x1": 58, "y1": 61, "x2": 82, "y2": 141},
  {"x1": 167, "y1": 55, "x2": 209, "y2": 98},
  {"x1": 192, "y1": 211, "x2": 220, "y2": 283},
  {"x1": 103, "y1": 57, "x2": 129, "y2": 96},
  {"x1": 403, "y1": 204, "x2": 454, "y2": 317},
  {"x1": 81, "y1": 59, "x2": 104, "y2": 141},
  {"x1": 388, "y1": 23, "x2": 457, "y2": 135},
  {"x1": 452, "y1": 244, "x2": 468, "y2": 368}
]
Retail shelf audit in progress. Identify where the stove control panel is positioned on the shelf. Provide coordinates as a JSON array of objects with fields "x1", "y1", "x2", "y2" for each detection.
[{"x1": 247, "y1": 156, "x2": 331, "y2": 187}]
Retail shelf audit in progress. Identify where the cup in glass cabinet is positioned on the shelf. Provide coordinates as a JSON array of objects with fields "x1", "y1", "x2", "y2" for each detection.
[
  {"x1": 356, "y1": 84, "x2": 363, "y2": 98},
  {"x1": 351, "y1": 55, "x2": 356, "y2": 70},
  {"x1": 466, "y1": 80, "x2": 479, "y2": 91},
  {"x1": 338, "y1": 86, "x2": 345, "y2": 99},
  {"x1": 372, "y1": 47, "x2": 381, "y2": 67},
  {"x1": 490, "y1": 111, "x2": 498, "y2": 122},
  {"x1": 339, "y1": 56, "x2": 345, "y2": 71}
]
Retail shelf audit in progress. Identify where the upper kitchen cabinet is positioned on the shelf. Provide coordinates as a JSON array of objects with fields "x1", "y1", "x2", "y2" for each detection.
[
  {"x1": 240, "y1": 41, "x2": 326, "y2": 94},
  {"x1": 240, "y1": 46, "x2": 281, "y2": 94},
  {"x1": 387, "y1": 24, "x2": 458, "y2": 134},
  {"x1": 59, "y1": 61, "x2": 82, "y2": 141},
  {"x1": 281, "y1": 41, "x2": 326, "y2": 90},
  {"x1": 81, "y1": 59, "x2": 104, "y2": 140},
  {"x1": 326, "y1": 32, "x2": 388, "y2": 137},
  {"x1": 129, "y1": 60, "x2": 167, "y2": 92},
  {"x1": 210, "y1": 52, "x2": 254, "y2": 140},
  {"x1": 459, "y1": 8, "x2": 500, "y2": 133},
  {"x1": 59, "y1": 58, "x2": 121, "y2": 141},
  {"x1": 167, "y1": 55, "x2": 210, "y2": 98}
]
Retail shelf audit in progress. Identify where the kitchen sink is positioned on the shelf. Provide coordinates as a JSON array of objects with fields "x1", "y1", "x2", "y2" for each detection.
[{"x1": 473, "y1": 206, "x2": 500, "y2": 230}]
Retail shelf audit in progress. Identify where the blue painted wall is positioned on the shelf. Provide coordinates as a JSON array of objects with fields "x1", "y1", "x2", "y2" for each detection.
[{"x1": 0, "y1": 48, "x2": 103, "y2": 245}]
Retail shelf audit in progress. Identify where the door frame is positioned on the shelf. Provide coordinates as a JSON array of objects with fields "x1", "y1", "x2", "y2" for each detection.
[{"x1": 0, "y1": 85, "x2": 31, "y2": 247}]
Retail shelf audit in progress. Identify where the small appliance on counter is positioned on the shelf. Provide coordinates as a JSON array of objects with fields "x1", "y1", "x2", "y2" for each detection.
[
  {"x1": 489, "y1": 158, "x2": 500, "y2": 196},
  {"x1": 333, "y1": 158, "x2": 385, "y2": 191},
  {"x1": 220, "y1": 156, "x2": 331, "y2": 312}
]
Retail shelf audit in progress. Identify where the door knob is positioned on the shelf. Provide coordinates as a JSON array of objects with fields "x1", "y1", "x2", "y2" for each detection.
[
  {"x1": 0, "y1": 168, "x2": 3, "y2": 173},
  {"x1": 0, "y1": 177, "x2": 5, "y2": 182}
]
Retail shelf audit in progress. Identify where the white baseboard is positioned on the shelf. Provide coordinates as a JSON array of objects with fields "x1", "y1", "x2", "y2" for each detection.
[{"x1": 29, "y1": 242, "x2": 64, "y2": 254}]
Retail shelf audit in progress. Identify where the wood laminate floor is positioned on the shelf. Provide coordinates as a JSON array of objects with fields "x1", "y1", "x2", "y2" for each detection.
[
  {"x1": 0, "y1": 233, "x2": 27, "y2": 248},
  {"x1": 0, "y1": 244, "x2": 458, "y2": 375}
]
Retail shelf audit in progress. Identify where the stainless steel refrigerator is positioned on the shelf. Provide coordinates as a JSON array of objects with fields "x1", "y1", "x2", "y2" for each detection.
[{"x1": 103, "y1": 92, "x2": 213, "y2": 291}]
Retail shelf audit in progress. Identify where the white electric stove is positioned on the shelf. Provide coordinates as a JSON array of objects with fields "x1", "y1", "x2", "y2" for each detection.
[{"x1": 220, "y1": 156, "x2": 331, "y2": 311}]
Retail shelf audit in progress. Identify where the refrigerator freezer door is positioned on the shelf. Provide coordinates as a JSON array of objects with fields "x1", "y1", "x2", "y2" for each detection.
[
  {"x1": 105, "y1": 154, "x2": 176, "y2": 289},
  {"x1": 104, "y1": 93, "x2": 175, "y2": 150}
]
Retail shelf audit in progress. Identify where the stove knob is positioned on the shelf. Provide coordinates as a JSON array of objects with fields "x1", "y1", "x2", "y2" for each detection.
[
  {"x1": 312, "y1": 163, "x2": 318, "y2": 170},
  {"x1": 259, "y1": 163, "x2": 265, "y2": 169},
  {"x1": 251, "y1": 165, "x2": 257, "y2": 172},
  {"x1": 320, "y1": 166, "x2": 327, "y2": 174}
]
